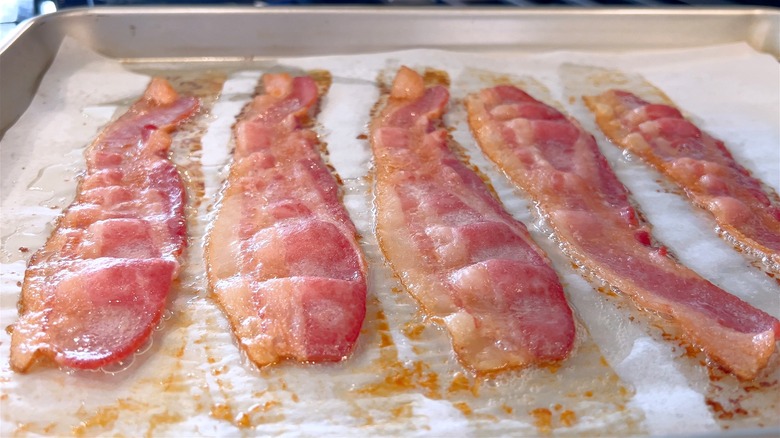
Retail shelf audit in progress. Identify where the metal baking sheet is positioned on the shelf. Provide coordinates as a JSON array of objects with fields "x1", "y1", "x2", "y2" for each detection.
[
  {"x1": 1, "y1": 7, "x2": 779, "y2": 437},
  {"x1": 1, "y1": 6, "x2": 778, "y2": 136}
]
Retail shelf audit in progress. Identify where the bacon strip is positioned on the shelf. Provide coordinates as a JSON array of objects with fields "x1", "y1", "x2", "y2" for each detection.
[
  {"x1": 10, "y1": 78, "x2": 199, "y2": 372},
  {"x1": 466, "y1": 85, "x2": 780, "y2": 380},
  {"x1": 370, "y1": 67, "x2": 575, "y2": 373},
  {"x1": 584, "y1": 90, "x2": 780, "y2": 268},
  {"x1": 205, "y1": 73, "x2": 366, "y2": 366}
]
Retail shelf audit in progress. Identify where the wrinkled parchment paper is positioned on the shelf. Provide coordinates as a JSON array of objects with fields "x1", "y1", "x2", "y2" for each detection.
[{"x1": 1, "y1": 38, "x2": 778, "y2": 436}]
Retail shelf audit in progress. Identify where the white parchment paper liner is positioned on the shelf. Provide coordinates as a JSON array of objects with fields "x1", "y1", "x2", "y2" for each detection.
[{"x1": 1, "y1": 38, "x2": 778, "y2": 436}]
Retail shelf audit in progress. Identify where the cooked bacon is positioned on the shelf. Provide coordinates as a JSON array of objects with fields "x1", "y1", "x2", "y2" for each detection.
[
  {"x1": 370, "y1": 67, "x2": 575, "y2": 373},
  {"x1": 205, "y1": 73, "x2": 366, "y2": 366},
  {"x1": 584, "y1": 90, "x2": 780, "y2": 268},
  {"x1": 10, "y1": 78, "x2": 199, "y2": 372},
  {"x1": 466, "y1": 84, "x2": 780, "y2": 380}
]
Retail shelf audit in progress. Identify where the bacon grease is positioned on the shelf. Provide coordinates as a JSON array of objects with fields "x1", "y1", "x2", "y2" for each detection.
[
  {"x1": 584, "y1": 90, "x2": 780, "y2": 270},
  {"x1": 10, "y1": 78, "x2": 199, "y2": 372},
  {"x1": 466, "y1": 84, "x2": 779, "y2": 380},
  {"x1": 205, "y1": 74, "x2": 367, "y2": 366},
  {"x1": 371, "y1": 67, "x2": 575, "y2": 373}
]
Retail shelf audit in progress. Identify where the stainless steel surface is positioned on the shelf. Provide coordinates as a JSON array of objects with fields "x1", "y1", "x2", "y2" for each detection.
[{"x1": 0, "y1": 6, "x2": 778, "y2": 138}]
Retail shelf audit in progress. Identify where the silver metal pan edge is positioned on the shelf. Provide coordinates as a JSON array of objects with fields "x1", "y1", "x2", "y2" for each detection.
[{"x1": 0, "y1": 6, "x2": 778, "y2": 137}]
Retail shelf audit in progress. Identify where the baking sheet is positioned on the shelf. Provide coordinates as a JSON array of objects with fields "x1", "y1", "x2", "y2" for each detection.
[
  {"x1": 1, "y1": 37, "x2": 779, "y2": 436},
  {"x1": 2, "y1": 7, "x2": 778, "y2": 137}
]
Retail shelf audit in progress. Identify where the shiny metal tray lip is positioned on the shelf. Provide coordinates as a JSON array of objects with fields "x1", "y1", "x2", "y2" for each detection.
[
  {"x1": 3, "y1": 5, "x2": 779, "y2": 58},
  {"x1": 4, "y1": 5, "x2": 778, "y2": 51},
  {"x1": 1, "y1": 5, "x2": 778, "y2": 144}
]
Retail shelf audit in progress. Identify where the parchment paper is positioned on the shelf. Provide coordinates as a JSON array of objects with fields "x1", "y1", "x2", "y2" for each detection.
[{"x1": 1, "y1": 38, "x2": 778, "y2": 437}]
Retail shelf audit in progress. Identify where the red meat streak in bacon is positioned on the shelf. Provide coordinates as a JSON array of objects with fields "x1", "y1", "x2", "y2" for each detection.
[
  {"x1": 370, "y1": 67, "x2": 575, "y2": 373},
  {"x1": 584, "y1": 90, "x2": 780, "y2": 268},
  {"x1": 205, "y1": 74, "x2": 366, "y2": 366},
  {"x1": 466, "y1": 84, "x2": 779, "y2": 380},
  {"x1": 10, "y1": 78, "x2": 199, "y2": 372}
]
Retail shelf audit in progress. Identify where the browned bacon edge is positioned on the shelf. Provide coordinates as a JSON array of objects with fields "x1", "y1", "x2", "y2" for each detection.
[
  {"x1": 10, "y1": 78, "x2": 199, "y2": 372},
  {"x1": 465, "y1": 84, "x2": 780, "y2": 380},
  {"x1": 205, "y1": 72, "x2": 367, "y2": 366},
  {"x1": 370, "y1": 67, "x2": 575, "y2": 374},
  {"x1": 584, "y1": 90, "x2": 780, "y2": 272}
]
